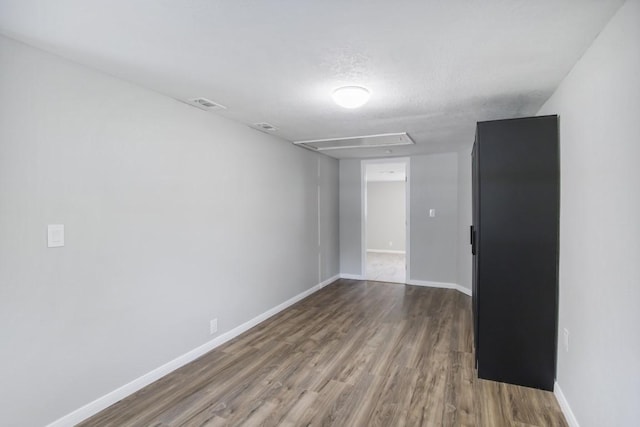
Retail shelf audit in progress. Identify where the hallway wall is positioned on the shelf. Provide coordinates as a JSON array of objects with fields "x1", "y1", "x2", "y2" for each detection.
[{"x1": 0, "y1": 35, "x2": 339, "y2": 426}]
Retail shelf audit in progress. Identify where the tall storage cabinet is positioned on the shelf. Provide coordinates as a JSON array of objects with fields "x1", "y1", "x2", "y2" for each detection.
[{"x1": 471, "y1": 115, "x2": 559, "y2": 391}]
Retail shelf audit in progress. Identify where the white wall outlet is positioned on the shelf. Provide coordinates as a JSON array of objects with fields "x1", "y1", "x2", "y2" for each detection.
[
  {"x1": 429, "y1": 209, "x2": 436, "y2": 217},
  {"x1": 563, "y1": 328, "x2": 569, "y2": 352},
  {"x1": 210, "y1": 318, "x2": 218, "y2": 335},
  {"x1": 47, "y1": 224, "x2": 64, "y2": 247},
  {"x1": 388, "y1": 240, "x2": 393, "y2": 247}
]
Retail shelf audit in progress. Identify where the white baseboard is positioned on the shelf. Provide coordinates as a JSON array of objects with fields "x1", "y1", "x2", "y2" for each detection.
[
  {"x1": 46, "y1": 274, "x2": 340, "y2": 427},
  {"x1": 338, "y1": 275, "x2": 472, "y2": 297},
  {"x1": 366, "y1": 249, "x2": 406, "y2": 254},
  {"x1": 554, "y1": 382, "x2": 580, "y2": 427},
  {"x1": 339, "y1": 273, "x2": 365, "y2": 280},
  {"x1": 406, "y1": 279, "x2": 472, "y2": 296}
]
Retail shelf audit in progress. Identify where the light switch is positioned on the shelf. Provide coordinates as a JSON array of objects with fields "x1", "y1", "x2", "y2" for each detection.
[
  {"x1": 47, "y1": 224, "x2": 64, "y2": 247},
  {"x1": 429, "y1": 209, "x2": 436, "y2": 217}
]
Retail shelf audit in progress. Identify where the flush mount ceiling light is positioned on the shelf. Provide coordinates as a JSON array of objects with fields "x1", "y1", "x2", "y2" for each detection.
[{"x1": 332, "y1": 86, "x2": 371, "y2": 109}]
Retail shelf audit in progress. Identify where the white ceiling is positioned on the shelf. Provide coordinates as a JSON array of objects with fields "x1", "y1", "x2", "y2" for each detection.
[
  {"x1": 366, "y1": 163, "x2": 407, "y2": 183},
  {"x1": 0, "y1": 0, "x2": 625, "y2": 159}
]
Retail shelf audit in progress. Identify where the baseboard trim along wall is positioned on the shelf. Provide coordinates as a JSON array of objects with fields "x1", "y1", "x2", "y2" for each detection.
[
  {"x1": 554, "y1": 382, "x2": 580, "y2": 427},
  {"x1": 339, "y1": 273, "x2": 366, "y2": 280},
  {"x1": 339, "y1": 275, "x2": 472, "y2": 297},
  {"x1": 406, "y1": 279, "x2": 472, "y2": 296},
  {"x1": 366, "y1": 249, "x2": 406, "y2": 254},
  {"x1": 46, "y1": 274, "x2": 340, "y2": 427}
]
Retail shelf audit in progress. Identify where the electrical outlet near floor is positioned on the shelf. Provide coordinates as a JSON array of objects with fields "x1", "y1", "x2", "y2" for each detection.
[
  {"x1": 210, "y1": 318, "x2": 218, "y2": 335},
  {"x1": 563, "y1": 328, "x2": 569, "y2": 352}
]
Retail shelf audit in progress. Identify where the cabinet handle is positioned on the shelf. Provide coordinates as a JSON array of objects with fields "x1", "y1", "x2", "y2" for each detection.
[{"x1": 470, "y1": 225, "x2": 476, "y2": 255}]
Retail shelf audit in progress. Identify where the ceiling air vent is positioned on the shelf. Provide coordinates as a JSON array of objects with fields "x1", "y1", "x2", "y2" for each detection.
[
  {"x1": 186, "y1": 97, "x2": 227, "y2": 111},
  {"x1": 253, "y1": 122, "x2": 278, "y2": 132},
  {"x1": 293, "y1": 132, "x2": 414, "y2": 151}
]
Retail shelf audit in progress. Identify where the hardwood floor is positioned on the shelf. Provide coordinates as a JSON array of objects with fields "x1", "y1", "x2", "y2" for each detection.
[{"x1": 79, "y1": 279, "x2": 568, "y2": 427}]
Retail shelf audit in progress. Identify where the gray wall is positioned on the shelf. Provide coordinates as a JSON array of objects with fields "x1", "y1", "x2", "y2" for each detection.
[
  {"x1": 339, "y1": 159, "x2": 362, "y2": 275},
  {"x1": 409, "y1": 153, "x2": 459, "y2": 284},
  {"x1": 456, "y1": 148, "x2": 473, "y2": 292},
  {"x1": 0, "y1": 35, "x2": 339, "y2": 426},
  {"x1": 339, "y1": 154, "x2": 459, "y2": 284},
  {"x1": 537, "y1": 0, "x2": 640, "y2": 425},
  {"x1": 319, "y1": 158, "x2": 340, "y2": 282},
  {"x1": 366, "y1": 181, "x2": 406, "y2": 252}
]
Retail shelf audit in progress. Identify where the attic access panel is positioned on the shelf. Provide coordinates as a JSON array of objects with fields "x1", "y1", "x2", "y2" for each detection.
[{"x1": 294, "y1": 132, "x2": 414, "y2": 151}]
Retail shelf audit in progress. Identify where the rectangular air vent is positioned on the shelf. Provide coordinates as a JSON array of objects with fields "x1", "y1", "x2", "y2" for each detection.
[
  {"x1": 187, "y1": 97, "x2": 227, "y2": 111},
  {"x1": 254, "y1": 122, "x2": 278, "y2": 132},
  {"x1": 293, "y1": 132, "x2": 414, "y2": 151}
]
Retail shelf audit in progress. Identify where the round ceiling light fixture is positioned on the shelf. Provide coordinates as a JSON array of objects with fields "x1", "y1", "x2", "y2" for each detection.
[{"x1": 332, "y1": 86, "x2": 371, "y2": 109}]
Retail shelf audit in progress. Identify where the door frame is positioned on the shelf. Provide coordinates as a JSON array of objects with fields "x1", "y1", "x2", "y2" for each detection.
[{"x1": 361, "y1": 157, "x2": 411, "y2": 282}]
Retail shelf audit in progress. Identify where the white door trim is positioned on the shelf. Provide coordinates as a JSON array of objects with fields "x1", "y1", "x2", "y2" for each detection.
[{"x1": 361, "y1": 157, "x2": 411, "y2": 282}]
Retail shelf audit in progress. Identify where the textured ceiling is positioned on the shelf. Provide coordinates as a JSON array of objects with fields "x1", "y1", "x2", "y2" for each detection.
[{"x1": 0, "y1": 0, "x2": 625, "y2": 159}]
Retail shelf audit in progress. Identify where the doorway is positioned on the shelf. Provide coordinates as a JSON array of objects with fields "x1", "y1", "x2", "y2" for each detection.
[{"x1": 362, "y1": 158, "x2": 410, "y2": 284}]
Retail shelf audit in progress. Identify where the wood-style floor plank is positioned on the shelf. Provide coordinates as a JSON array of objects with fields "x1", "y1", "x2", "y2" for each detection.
[{"x1": 78, "y1": 279, "x2": 568, "y2": 427}]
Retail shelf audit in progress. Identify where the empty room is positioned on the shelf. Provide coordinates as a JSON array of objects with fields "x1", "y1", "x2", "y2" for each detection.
[{"x1": 1, "y1": 1, "x2": 638, "y2": 426}]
